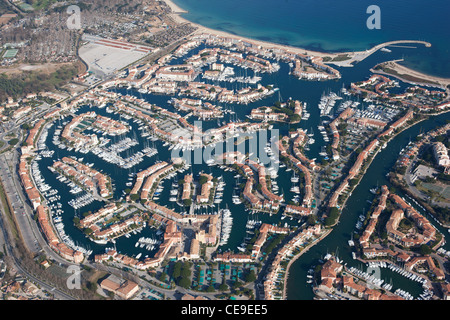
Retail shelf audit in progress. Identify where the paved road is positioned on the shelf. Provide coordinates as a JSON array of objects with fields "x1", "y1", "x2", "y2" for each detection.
[
  {"x1": 0, "y1": 200, "x2": 76, "y2": 300},
  {"x1": 0, "y1": 152, "x2": 42, "y2": 254},
  {"x1": 0, "y1": 149, "x2": 81, "y2": 267}
]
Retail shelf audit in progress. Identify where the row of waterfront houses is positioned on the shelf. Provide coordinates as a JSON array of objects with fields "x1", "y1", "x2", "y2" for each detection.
[
  {"x1": 19, "y1": 111, "x2": 85, "y2": 263},
  {"x1": 264, "y1": 224, "x2": 322, "y2": 300}
]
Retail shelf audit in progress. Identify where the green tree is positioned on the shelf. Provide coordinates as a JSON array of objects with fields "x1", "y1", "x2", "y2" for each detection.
[
  {"x1": 325, "y1": 207, "x2": 340, "y2": 227},
  {"x1": 130, "y1": 194, "x2": 140, "y2": 201},
  {"x1": 86, "y1": 281, "x2": 97, "y2": 292},
  {"x1": 158, "y1": 272, "x2": 167, "y2": 282},
  {"x1": 172, "y1": 261, "x2": 183, "y2": 279},
  {"x1": 219, "y1": 282, "x2": 228, "y2": 292},
  {"x1": 199, "y1": 175, "x2": 209, "y2": 185},
  {"x1": 244, "y1": 269, "x2": 257, "y2": 283},
  {"x1": 419, "y1": 244, "x2": 432, "y2": 255},
  {"x1": 349, "y1": 178, "x2": 359, "y2": 187},
  {"x1": 289, "y1": 114, "x2": 301, "y2": 123},
  {"x1": 8, "y1": 138, "x2": 19, "y2": 146},
  {"x1": 181, "y1": 264, "x2": 191, "y2": 278},
  {"x1": 232, "y1": 280, "x2": 242, "y2": 290},
  {"x1": 306, "y1": 215, "x2": 317, "y2": 225},
  {"x1": 178, "y1": 277, "x2": 190, "y2": 289}
]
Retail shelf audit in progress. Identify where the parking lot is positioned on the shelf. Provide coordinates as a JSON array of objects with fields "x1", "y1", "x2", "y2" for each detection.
[
  {"x1": 79, "y1": 34, "x2": 153, "y2": 78},
  {"x1": 192, "y1": 263, "x2": 257, "y2": 289},
  {"x1": 133, "y1": 287, "x2": 164, "y2": 300}
]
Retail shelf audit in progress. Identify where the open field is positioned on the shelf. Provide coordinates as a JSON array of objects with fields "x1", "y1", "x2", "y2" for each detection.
[
  {"x1": 0, "y1": 62, "x2": 77, "y2": 76},
  {"x1": 422, "y1": 182, "x2": 450, "y2": 203}
]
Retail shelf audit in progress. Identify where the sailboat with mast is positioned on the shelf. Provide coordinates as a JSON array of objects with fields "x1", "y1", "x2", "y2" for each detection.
[
  {"x1": 291, "y1": 170, "x2": 299, "y2": 183},
  {"x1": 232, "y1": 185, "x2": 242, "y2": 204}
]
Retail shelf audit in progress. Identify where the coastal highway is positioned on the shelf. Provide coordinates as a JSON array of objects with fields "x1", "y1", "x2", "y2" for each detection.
[
  {"x1": 0, "y1": 149, "x2": 81, "y2": 266},
  {"x1": 0, "y1": 197, "x2": 76, "y2": 300},
  {"x1": 0, "y1": 151, "x2": 44, "y2": 254}
]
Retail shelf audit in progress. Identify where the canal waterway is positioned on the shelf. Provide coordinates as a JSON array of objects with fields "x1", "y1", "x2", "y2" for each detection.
[
  {"x1": 286, "y1": 111, "x2": 450, "y2": 300},
  {"x1": 34, "y1": 42, "x2": 449, "y2": 299}
]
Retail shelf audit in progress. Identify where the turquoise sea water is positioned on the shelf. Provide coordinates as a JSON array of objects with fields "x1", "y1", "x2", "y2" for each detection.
[{"x1": 173, "y1": 0, "x2": 450, "y2": 77}]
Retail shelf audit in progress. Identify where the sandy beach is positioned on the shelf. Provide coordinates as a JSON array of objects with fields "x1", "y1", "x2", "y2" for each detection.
[
  {"x1": 162, "y1": 0, "x2": 337, "y2": 58},
  {"x1": 372, "y1": 60, "x2": 450, "y2": 92},
  {"x1": 161, "y1": 0, "x2": 450, "y2": 88},
  {"x1": 163, "y1": 0, "x2": 188, "y2": 13}
]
